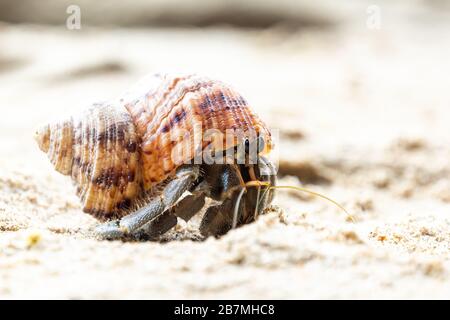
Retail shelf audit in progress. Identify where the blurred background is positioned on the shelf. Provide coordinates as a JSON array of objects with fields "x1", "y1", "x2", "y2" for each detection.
[
  {"x1": 0, "y1": 0, "x2": 449, "y2": 299},
  {"x1": 1, "y1": 0, "x2": 449, "y2": 160}
]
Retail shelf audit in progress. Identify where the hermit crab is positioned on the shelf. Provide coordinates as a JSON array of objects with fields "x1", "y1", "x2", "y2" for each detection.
[{"x1": 35, "y1": 74, "x2": 278, "y2": 240}]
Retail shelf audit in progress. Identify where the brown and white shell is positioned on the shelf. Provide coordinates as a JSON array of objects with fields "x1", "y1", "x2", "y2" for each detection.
[{"x1": 35, "y1": 73, "x2": 272, "y2": 220}]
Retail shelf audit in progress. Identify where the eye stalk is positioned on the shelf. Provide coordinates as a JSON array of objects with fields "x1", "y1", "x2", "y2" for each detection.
[
  {"x1": 257, "y1": 135, "x2": 265, "y2": 154},
  {"x1": 243, "y1": 135, "x2": 265, "y2": 154}
]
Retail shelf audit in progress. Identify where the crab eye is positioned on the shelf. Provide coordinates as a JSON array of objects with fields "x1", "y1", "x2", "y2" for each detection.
[
  {"x1": 242, "y1": 135, "x2": 265, "y2": 154},
  {"x1": 257, "y1": 135, "x2": 265, "y2": 153},
  {"x1": 244, "y1": 138, "x2": 250, "y2": 152}
]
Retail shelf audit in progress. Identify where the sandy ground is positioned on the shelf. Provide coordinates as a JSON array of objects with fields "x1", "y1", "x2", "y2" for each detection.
[{"x1": 0, "y1": 7, "x2": 450, "y2": 299}]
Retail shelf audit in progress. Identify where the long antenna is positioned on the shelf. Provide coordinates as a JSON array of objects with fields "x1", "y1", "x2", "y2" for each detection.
[
  {"x1": 244, "y1": 180, "x2": 354, "y2": 223},
  {"x1": 232, "y1": 188, "x2": 246, "y2": 229},
  {"x1": 269, "y1": 185, "x2": 354, "y2": 222}
]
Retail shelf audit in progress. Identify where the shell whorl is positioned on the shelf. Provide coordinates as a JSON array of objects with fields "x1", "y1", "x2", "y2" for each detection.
[
  {"x1": 123, "y1": 74, "x2": 273, "y2": 190},
  {"x1": 35, "y1": 120, "x2": 74, "y2": 175},
  {"x1": 35, "y1": 103, "x2": 142, "y2": 219}
]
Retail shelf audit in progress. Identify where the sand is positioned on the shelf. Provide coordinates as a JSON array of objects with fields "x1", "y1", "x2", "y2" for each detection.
[{"x1": 0, "y1": 5, "x2": 449, "y2": 299}]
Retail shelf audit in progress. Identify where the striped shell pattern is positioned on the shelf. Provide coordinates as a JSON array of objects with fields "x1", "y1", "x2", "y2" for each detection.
[{"x1": 35, "y1": 74, "x2": 272, "y2": 219}]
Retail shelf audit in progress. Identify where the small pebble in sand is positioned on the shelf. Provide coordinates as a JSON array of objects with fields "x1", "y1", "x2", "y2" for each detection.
[
  {"x1": 419, "y1": 227, "x2": 435, "y2": 237},
  {"x1": 280, "y1": 129, "x2": 305, "y2": 140},
  {"x1": 421, "y1": 260, "x2": 444, "y2": 278},
  {"x1": 354, "y1": 197, "x2": 374, "y2": 212},
  {"x1": 26, "y1": 231, "x2": 42, "y2": 249},
  {"x1": 372, "y1": 170, "x2": 391, "y2": 189},
  {"x1": 331, "y1": 230, "x2": 363, "y2": 244},
  {"x1": 395, "y1": 182, "x2": 415, "y2": 199},
  {"x1": 341, "y1": 230, "x2": 362, "y2": 243},
  {"x1": 395, "y1": 137, "x2": 426, "y2": 152}
]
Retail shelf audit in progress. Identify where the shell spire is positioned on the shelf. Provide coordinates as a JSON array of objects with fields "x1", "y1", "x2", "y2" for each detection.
[
  {"x1": 35, "y1": 103, "x2": 142, "y2": 219},
  {"x1": 35, "y1": 119, "x2": 74, "y2": 175}
]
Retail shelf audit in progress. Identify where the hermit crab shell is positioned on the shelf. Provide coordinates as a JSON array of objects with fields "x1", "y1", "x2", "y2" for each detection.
[
  {"x1": 35, "y1": 103, "x2": 142, "y2": 219},
  {"x1": 35, "y1": 73, "x2": 272, "y2": 219}
]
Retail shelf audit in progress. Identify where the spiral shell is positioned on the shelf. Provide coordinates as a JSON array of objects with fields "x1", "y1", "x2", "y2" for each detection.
[
  {"x1": 35, "y1": 73, "x2": 272, "y2": 219},
  {"x1": 35, "y1": 103, "x2": 142, "y2": 219}
]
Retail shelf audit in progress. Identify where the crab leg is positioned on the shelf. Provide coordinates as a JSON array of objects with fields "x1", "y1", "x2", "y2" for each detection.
[
  {"x1": 138, "y1": 212, "x2": 178, "y2": 239},
  {"x1": 95, "y1": 165, "x2": 199, "y2": 239},
  {"x1": 170, "y1": 192, "x2": 206, "y2": 222},
  {"x1": 94, "y1": 221, "x2": 125, "y2": 239},
  {"x1": 119, "y1": 165, "x2": 200, "y2": 233},
  {"x1": 199, "y1": 165, "x2": 246, "y2": 236}
]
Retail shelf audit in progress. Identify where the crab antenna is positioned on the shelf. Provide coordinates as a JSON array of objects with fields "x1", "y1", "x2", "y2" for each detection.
[
  {"x1": 244, "y1": 180, "x2": 354, "y2": 223},
  {"x1": 256, "y1": 186, "x2": 272, "y2": 213},
  {"x1": 232, "y1": 181, "x2": 354, "y2": 231},
  {"x1": 232, "y1": 188, "x2": 246, "y2": 229},
  {"x1": 253, "y1": 185, "x2": 261, "y2": 220},
  {"x1": 269, "y1": 185, "x2": 354, "y2": 222}
]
